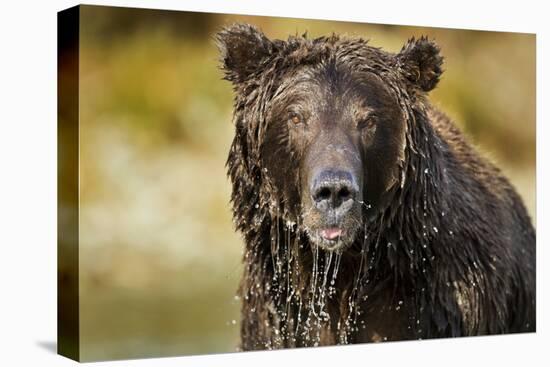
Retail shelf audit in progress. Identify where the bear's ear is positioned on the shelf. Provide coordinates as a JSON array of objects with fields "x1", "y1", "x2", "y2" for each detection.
[
  {"x1": 216, "y1": 23, "x2": 276, "y2": 84},
  {"x1": 396, "y1": 37, "x2": 444, "y2": 92}
]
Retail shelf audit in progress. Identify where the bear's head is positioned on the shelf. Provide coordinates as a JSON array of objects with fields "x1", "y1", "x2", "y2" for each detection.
[{"x1": 218, "y1": 24, "x2": 443, "y2": 252}]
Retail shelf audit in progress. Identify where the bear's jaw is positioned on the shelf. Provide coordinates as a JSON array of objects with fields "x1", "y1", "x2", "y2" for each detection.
[{"x1": 303, "y1": 222, "x2": 360, "y2": 251}]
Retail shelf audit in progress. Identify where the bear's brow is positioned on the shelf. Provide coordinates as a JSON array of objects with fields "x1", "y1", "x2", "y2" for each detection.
[{"x1": 271, "y1": 76, "x2": 319, "y2": 102}]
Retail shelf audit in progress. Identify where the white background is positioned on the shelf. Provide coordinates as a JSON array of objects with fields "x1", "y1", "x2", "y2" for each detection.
[{"x1": 0, "y1": 0, "x2": 548, "y2": 365}]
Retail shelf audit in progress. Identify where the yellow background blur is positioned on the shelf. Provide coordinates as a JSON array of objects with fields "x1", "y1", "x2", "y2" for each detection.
[{"x1": 76, "y1": 5, "x2": 535, "y2": 361}]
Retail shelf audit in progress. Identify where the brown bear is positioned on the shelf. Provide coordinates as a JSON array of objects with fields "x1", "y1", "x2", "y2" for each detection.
[{"x1": 217, "y1": 23, "x2": 535, "y2": 350}]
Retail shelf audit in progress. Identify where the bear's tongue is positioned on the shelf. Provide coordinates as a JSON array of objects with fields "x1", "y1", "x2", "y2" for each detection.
[{"x1": 321, "y1": 227, "x2": 342, "y2": 240}]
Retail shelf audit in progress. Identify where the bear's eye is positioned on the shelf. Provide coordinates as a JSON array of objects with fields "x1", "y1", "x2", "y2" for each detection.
[
  {"x1": 358, "y1": 114, "x2": 377, "y2": 130},
  {"x1": 289, "y1": 112, "x2": 304, "y2": 125}
]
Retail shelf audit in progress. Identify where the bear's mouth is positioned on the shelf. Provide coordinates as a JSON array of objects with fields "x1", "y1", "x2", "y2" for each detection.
[
  {"x1": 317, "y1": 227, "x2": 345, "y2": 249},
  {"x1": 305, "y1": 219, "x2": 360, "y2": 251},
  {"x1": 320, "y1": 227, "x2": 343, "y2": 241},
  {"x1": 301, "y1": 186, "x2": 363, "y2": 251}
]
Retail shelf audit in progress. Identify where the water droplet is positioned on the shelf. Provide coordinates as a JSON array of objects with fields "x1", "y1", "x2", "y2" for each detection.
[
  {"x1": 231, "y1": 320, "x2": 237, "y2": 325},
  {"x1": 424, "y1": 168, "x2": 429, "y2": 174},
  {"x1": 433, "y1": 227, "x2": 438, "y2": 233},
  {"x1": 254, "y1": 203, "x2": 259, "y2": 209}
]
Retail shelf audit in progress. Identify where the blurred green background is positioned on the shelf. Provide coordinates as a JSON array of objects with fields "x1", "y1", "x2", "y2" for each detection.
[{"x1": 76, "y1": 5, "x2": 535, "y2": 361}]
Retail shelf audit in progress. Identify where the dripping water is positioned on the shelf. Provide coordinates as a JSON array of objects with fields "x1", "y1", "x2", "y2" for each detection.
[
  {"x1": 318, "y1": 251, "x2": 333, "y2": 320},
  {"x1": 329, "y1": 251, "x2": 342, "y2": 296}
]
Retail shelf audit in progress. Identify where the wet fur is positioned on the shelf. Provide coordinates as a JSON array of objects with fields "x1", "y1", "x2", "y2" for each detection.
[{"x1": 217, "y1": 24, "x2": 536, "y2": 350}]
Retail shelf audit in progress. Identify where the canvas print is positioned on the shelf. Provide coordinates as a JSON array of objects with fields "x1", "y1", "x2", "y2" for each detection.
[{"x1": 58, "y1": 5, "x2": 536, "y2": 362}]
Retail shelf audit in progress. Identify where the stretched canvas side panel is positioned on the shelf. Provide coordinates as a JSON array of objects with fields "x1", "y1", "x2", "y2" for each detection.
[{"x1": 57, "y1": 5, "x2": 80, "y2": 362}]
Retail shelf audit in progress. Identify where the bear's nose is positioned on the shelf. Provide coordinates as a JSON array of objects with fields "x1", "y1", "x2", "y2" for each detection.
[{"x1": 311, "y1": 170, "x2": 358, "y2": 214}]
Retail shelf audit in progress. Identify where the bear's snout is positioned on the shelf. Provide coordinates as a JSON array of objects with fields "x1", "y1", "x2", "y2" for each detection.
[
  {"x1": 303, "y1": 167, "x2": 363, "y2": 250},
  {"x1": 301, "y1": 137, "x2": 364, "y2": 250},
  {"x1": 311, "y1": 169, "x2": 358, "y2": 218}
]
